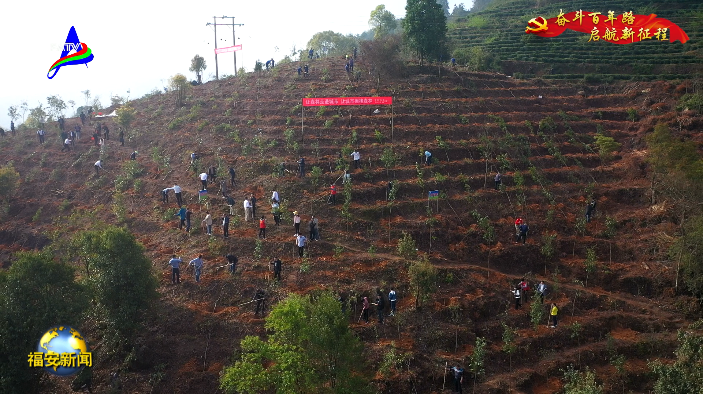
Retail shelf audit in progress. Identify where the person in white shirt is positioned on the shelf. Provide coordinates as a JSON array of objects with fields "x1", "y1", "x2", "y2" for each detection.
[
  {"x1": 94, "y1": 160, "x2": 103, "y2": 176},
  {"x1": 199, "y1": 172, "x2": 208, "y2": 190},
  {"x1": 244, "y1": 198, "x2": 253, "y2": 221},
  {"x1": 293, "y1": 211, "x2": 301, "y2": 235},
  {"x1": 271, "y1": 190, "x2": 279, "y2": 204},
  {"x1": 172, "y1": 184, "x2": 183, "y2": 206},
  {"x1": 202, "y1": 211, "x2": 213, "y2": 235},
  {"x1": 37, "y1": 129, "x2": 45, "y2": 144},
  {"x1": 295, "y1": 234, "x2": 307, "y2": 257},
  {"x1": 351, "y1": 150, "x2": 361, "y2": 169},
  {"x1": 61, "y1": 138, "x2": 72, "y2": 152}
]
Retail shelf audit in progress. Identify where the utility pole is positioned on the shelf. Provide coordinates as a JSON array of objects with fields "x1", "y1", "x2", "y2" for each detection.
[{"x1": 206, "y1": 16, "x2": 244, "y2": 80}]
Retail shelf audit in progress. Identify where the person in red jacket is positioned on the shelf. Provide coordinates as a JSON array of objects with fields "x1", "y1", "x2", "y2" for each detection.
[
  {"x1": 259, "y1": 216, "x2": 266, "y2": 239},
  {"x1": 329, "y1": 184, "x2": 337, "y2": 205}
]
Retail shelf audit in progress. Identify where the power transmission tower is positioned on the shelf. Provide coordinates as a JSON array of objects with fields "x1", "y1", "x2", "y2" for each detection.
[{"x1": 206, "y1": 16, "x2": 244, "y2": 80}]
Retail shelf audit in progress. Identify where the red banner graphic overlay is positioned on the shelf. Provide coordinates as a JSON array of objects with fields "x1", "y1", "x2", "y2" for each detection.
[
  {"x1": 214, "y1": 45, "x2": 242, "y2": 54},
  {"x1": 302, "y1": 97, "x2": 393, "y2": 107},
  {"x1": 525, "y1": 10, "x2": 688, "y2": 44}
]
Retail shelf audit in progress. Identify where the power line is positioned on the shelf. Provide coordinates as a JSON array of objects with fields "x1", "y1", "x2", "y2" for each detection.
[{"x1": 206, "y1": 16, "x2": 244, "y2": 79}]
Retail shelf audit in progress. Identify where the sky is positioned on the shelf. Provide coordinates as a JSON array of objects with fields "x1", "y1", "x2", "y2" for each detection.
[{"x1": 0, "y1": 0, "x2": 468, "y2": 129}]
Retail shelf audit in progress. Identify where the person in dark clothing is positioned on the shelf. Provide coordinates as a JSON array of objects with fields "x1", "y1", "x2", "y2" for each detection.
[
  {"x1": 92, "y1": 130, "x2": 99, "y2": 146},
  {"x1": 309, "y1": 217, "x2": 317, "y2": 241},
  {"x1": 494, "y1": 172, "x2": 502, "y2": 190},
  {"x1": 585, "y1": 199, "x2": 597, "y2": 222},
  {"x1": 353, "y1": 46, "x2": 357, "y2": 59},
  {"x1": 303, "y1": 64, "x2": 309, "y2": 77},
  {"x1": 226, "y1": 253, "x2": 238, "y2": 274},
  {"x1": 130, "y1": 151, "x2": 137, "y2": 160},
  {"x1": 374, "y1": 293, "x2": 385, "y2": 324},
  {"x1": 185, "y1": 207, "x2": 193, "y2": 232},
  {"x1": 362, "y1": 296, "x2": 370, "y2": 323},
  {"x1": 80, "y1": 112, "x2": 86, "y2": 125},
  {"x1": 447, "y1": 366, "x2": 464, "y2": 394},
  {"x1": 58, "y1": 117, "x2": 65, "y2": 132},
  {"x1": 10, "y1": 121, "x2": 15, "y2": 136},
  {"x1": 297, "y1": 66, "x2": 302, "y2": 76},
  {"x1": 208, "y1": 166, "x2": 217, "y2": 183},
  {"x1": 102, "y1": 124, "x2": 109, "y2": 140},
  {"x1": 222, "y1": 213, "x2": 230, "y2": 238},
  {"x1": 517, "y1": 222, "x2": 529, "y2": 244},
  {"x1": 308, "y1": 48, "x2": 314, "y2": 59},
  {"x1": 298, "y1": 157, "x2": 305, "y2": 177},
  {"x1": 162, "y1": 188, "x2": 170, "y2": 203},
  {"x1": 229, "y1": 167, "x2": 235, "y2": 186},
  {"x1": 271, "y1": 258, "x2": 282, "y2": 280},
  {"x1": 60, "y1": 130, "x2": 68, "y2": 142},
  {"x1": 119, "y1": 129, "x2": 125, "y2": 146},
  {"x1": 254, "y1": 289, "x2": 266, "y2": 316},
  {"x1": 513, "y1": 286, "x2": 521, "y2": 309},
  {"x1": 250, "y1": 194, "x2": 257, "y2": 217}
]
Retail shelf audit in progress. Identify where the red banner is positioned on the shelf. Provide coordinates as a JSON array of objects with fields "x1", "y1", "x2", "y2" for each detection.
[
  {"x1": 215, "y1": 45, "x2": 242, "y2": 54},
  {"x1": 525, "y1": 10, "x2": 688, "y2": 44},
  {"x1": 302, "y1": 97, "x2": 393, "y2": 107}
]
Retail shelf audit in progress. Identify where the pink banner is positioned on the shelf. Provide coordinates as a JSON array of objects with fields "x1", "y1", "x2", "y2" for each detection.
[
  {"x1": 214, "y1": 45, "x2": 242, "y2": 54},
  {"x1": 302, "y1": 97, "x2": 393, "y2": 107}
]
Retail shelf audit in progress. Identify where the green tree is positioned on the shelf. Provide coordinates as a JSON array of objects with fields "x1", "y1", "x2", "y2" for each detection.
[
  {"x1": 436, "y1": 0, "x2": 450, "y2": 16},
  {"x1": 169, "y1": 73, "x2": 189, "y2": 107},
  {"x1": 594, "y1": 134, "x2": 621, "y2": 163},
  {"x1": 46, "y1": 95, "x2": 66, "y2": 120},
  {"x1": 584, "y1": 247, "x2": 597, "y2": 287},
  {"x1": 7, "y1": 106, "x2": 19, "y2": 123},
  {"x1": 403, "y1": 0, "x2": 447, "y2": 64},
  {"x1": 381, "y1": 146, "x2": 399, "y2": 174},
  {"x1": 0, "y1": 163, "x2": 20, "y2": 202},
  {"x1": 220, "y1": 292, "x2": 371, "y2": 394},
  {"x1": 306, "y1": 31, "x2": 357, "y2": 57},
  {"x1": 189, "y1": 54, "x2": 207, "y2": 84},
  {"x1": 563, "y1": 365, "x2": 603, "y2": 394},
  {"x1": 397, "y1": 231, "x2": 417, "y2": 259},
  {"x1": 73, "y1": 227, "x2": 157, "y2": 348},
  {"x1": 359, "y1": 35, "x2": 404, "y2": 89},
  {"x1": 670, "y1": 216, "x2": 703, "y2": 297},
  {"x1": 0, "y1": 251, "x2": 87, "y2": 394},
  {"x1": 650, "y1": 324, "x2": 703, "y2": 394},
  {"x1": 116, "y1": 103, "x2": 136, "y2": 136},
  {"x1": 369, "y1": 4, "x2": 397, "y2": 39},
  {"x1": 501, "y1": 322, "x2": 517, "y2": 372},
  {"x1": 25, "y1": 104, "x2": 47, "y2": 129},
  {"x1": 469, "y1": 337, "x2": 487, "y2": 391},
  {"x1": 408, "y1": 253, "x2": 437, "y2": 307},
  {"x1": 530, "y1": 291, "x2": 545, "y2": 329}
]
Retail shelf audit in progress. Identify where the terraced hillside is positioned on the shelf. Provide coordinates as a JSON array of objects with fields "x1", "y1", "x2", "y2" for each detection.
[
  {"x1": 449, "y1": 0, "x2": 703, "y2": 80},
  {"x1": 2, "y1": 55, "x2": 701, "y2": 393}
]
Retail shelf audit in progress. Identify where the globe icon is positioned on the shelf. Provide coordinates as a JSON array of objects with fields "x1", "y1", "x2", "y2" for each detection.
[{"x1": 36, "y1": 326, "x2": 90, "y2": 376}]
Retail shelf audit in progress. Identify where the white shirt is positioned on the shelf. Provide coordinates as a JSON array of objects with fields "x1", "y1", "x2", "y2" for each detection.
[
  {"x1": 272, "y1": 191, "x2": 279, "y2": 201},
  {"x1": 64, "y1": 138, "x2": 71, "y2": 145},
  {"x1": 37, "y1": 129, "x2": 44, "y2": 135},
  {"x1": 294, "y1": 215, "x2": 300, "y2": 224},
  {"x1": 296, "y1": 235, "x2": 306, "y2": 247},
  {"x1": 203, "y1": 214, "x2": 212, "y2": 225},
  {"x1": 351, "y1": 151, "x2": 360, "y2": 160},
  {"x1": 172, "y1": 185, "x2": 181, "y2": 193},
  {"x1": 244, "y1": 200, "x2": 251, "y2": 209},
  {"x1": 94, "y1": 160, "x2": 102, "y2": 168},
  {"x1": 200, "y1": 173, "x2": 208, "y2": 181}
]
